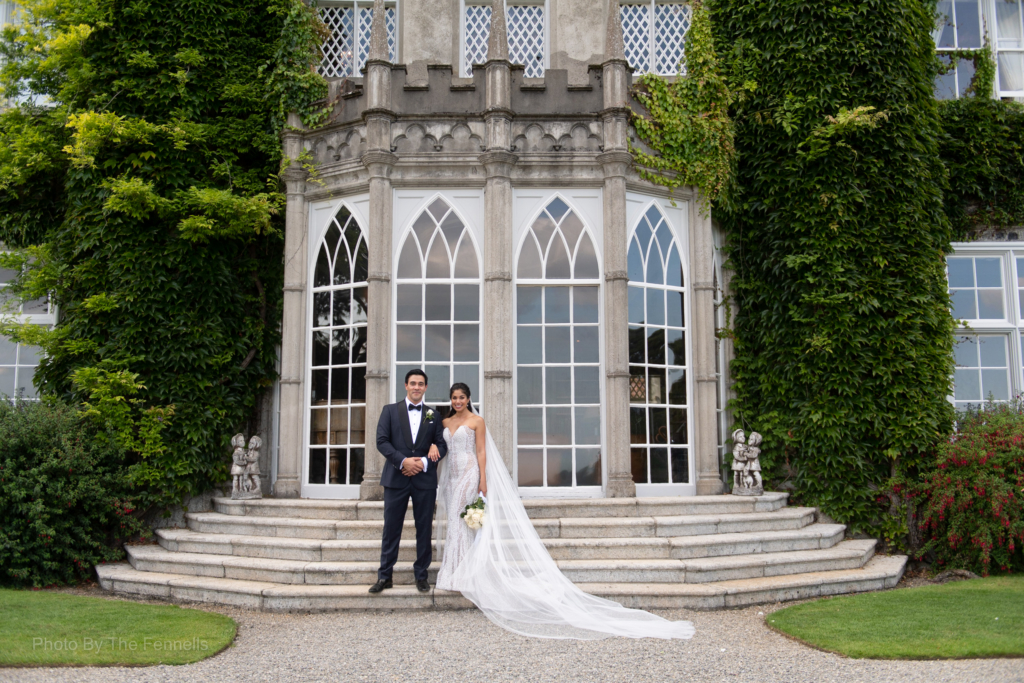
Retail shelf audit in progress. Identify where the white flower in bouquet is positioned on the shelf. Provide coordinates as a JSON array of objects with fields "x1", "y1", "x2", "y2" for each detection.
[{"x1": 461, "y1": 496, "x2": 486, "y2": 529}]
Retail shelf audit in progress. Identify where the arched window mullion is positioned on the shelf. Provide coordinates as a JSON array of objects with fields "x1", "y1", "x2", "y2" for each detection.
[{"x1": 308, "y1": 206, "x2": 368, "y2": 490}]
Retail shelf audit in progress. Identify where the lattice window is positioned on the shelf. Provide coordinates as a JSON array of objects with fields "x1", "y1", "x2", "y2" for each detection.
[
  {"x1": 309, "y1": 207, "x2": 368, "y2": 486},
  {"x1": 462, "y1": 1, "x2": 546, "y2": 78},
  {"x1": 627, "y1": 205, "x2": 690, "y2": 485},
  {"x1": 394, "y1": 197, "x2": 483, "y2": 408},
  {"x1": 515, "y1": 197, "x2": 602, "y2": 489},
  {"x1": 319, "y1": 1, "x2": 397, "y2": 78},
  {"x1": 620, "y1": 1, "x2": 691, "y2": 76}
]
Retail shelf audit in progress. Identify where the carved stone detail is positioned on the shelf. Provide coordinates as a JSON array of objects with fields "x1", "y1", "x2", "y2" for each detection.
[
  {"x1": 730, "y1": 429, "x2": 764, "y2": 496},
  {"x1": 231, "y1": 434, "x2": 264, "y2": 500},
  {"x1": 511, "y1": 121, "x2": 603, "y2": 154}
]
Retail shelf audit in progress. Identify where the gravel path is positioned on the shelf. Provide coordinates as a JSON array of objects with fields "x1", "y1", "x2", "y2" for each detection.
[{"x1": 3, "y1": 589, "x2": 1021, "y2": 683}]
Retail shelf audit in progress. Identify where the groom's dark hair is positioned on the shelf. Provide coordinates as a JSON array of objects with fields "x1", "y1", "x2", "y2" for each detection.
[{"x1": 404, "y1": 368, "x2": 428, "y2": 384}]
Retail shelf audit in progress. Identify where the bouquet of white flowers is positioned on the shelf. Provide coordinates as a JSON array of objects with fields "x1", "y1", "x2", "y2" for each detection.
[{"x1": 460, "y1": 495, "x2": 486, "y2": 530}]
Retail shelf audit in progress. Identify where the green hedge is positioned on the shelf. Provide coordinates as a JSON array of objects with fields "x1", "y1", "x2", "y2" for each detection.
[
  {"x1": 0, "y1": 401, "x2": 144, "y2": 587},
  {"x1": 710, "y1": 0, "x2": 957, "y2": 528}
]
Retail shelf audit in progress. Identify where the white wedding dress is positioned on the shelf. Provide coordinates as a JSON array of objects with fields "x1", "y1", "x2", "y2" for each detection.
[{"x1": 435, "y1": 425, "x2": 695, "y2": 640}]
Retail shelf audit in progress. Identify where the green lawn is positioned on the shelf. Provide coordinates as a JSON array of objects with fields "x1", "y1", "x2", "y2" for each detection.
[
  {"x1": 0, "y1": 588, "x2": 236, "y2": 666},
  {"x1": 769, "y1": 575, "x2": 1024, "y2": 659}
]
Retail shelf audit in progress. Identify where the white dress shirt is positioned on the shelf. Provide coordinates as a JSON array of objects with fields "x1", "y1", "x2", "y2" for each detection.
[{"x1": 404, "y1": 398, "x2": 429, "y2": 472}]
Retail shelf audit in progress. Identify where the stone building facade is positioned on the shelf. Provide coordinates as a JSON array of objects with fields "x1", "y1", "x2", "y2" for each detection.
[{"x1": 269, "y1": 0, "x2": 732, "y2": 500}]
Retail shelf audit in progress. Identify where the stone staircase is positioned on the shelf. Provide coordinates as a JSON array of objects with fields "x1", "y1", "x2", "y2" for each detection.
[{"x1": 96, "y1": 492, "x2": 907, "y2": 612}]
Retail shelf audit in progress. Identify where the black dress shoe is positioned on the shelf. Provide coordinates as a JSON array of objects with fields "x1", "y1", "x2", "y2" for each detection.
[
  {"x1": 416, "y1": 579, "x2": 430, "y2": 593},
  {"x1": 368, "y1": 579, "x2": 393, "y2": 594}
]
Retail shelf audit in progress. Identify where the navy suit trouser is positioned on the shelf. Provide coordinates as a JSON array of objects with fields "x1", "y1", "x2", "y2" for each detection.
[{"x1": 378, "y1": 484, "x2": 436, "y2": 583}]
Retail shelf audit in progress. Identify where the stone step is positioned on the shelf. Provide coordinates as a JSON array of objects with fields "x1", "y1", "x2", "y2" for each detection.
[
  {"x1": 157, "y1": 523, "x2": 845, "y2": 563},
  {"x1": 96, "y1": 554, "x2": 907, "y2": 612},
  {"x1": 211, "y1": 493, "x2": 789, "y2": 521},
  {"x1": 185, "y1": 507, "x2": 816, "y2": 542},
  {"x1": 126, "y1": 538, "x2": 872, "y2": 586}
]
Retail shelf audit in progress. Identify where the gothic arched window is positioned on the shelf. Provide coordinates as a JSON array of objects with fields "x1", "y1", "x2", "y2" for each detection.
[
  {"x1": 515, "y1": 197, "x2": 602, "y2": 489},
  {"x1": 309, "y1": 206, "x2": 368, "y2": 487},
  {"x1": 627, "y1": 205, "x2": 689, "y2": 486},
  {"x1": 394, "y1": 197, "x2": 482, "y2": 406}
]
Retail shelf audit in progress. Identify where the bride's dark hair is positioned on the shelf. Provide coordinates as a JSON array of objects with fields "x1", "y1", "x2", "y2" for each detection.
[{"x1": 449, "y1": 383, "x2": 474, "y2": 414}]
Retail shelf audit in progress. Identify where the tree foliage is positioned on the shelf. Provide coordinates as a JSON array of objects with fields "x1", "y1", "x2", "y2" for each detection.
[
  {"x1": 0, "y1": 0, "x2": 328, "y2": 511},
  {"x1": 709, "y1": 0, "x2": 957, "y2": 529}
]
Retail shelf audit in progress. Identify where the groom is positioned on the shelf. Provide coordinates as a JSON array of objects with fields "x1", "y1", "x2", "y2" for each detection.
[{"x1": 370, "y1": 369, "x2": 448, "y2": 594}]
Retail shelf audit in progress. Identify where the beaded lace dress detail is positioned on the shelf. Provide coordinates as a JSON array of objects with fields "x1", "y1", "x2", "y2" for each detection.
[{"x1": 436, "y1": 425, "x2": 480, "y2": 591}]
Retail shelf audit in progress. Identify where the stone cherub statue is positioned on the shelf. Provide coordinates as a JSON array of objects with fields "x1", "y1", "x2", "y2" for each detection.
[
  {"x1": 731, "y1": 428, "x2": 764, "y2": 496},
  {"x1": 230, "y1": 433, "x2": 264, "y2": 500}
]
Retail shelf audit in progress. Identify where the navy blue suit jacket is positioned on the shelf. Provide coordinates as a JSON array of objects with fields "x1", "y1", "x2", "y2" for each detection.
[{"x1": 376, "y1": 401, "x2": 448, "y2": 490}]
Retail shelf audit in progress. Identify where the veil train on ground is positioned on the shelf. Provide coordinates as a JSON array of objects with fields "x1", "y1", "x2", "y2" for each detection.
[{"x1": 436, "y1": 432, "x2": 695, "y2": 640}]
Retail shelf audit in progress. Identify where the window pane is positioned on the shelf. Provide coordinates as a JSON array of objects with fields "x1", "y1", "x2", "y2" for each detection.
[
  {"x1": 517, "y1": 287, "x2": 542, "y2": 323},
  {"x1": 950, "y1": 289, "x2": 977, "y2": 319},
  {"x1": 546, "y1": 407, "x2": 572, "y2": 444},
  {"x1": 453, "y1": 324, "x2": 479, "y2": 362},
  {"x1": 649, "y1": 407, "x2": 668, "y2": 444},
  {"x1": 647, "y1": 289, "x2": 665, "y2": 326},
  {"x1": 982, "y1": 369, "x2": 1010, "y2": 400},
  {"x1": 518, "y1": 326, "x2": 542, "y2": 364},
  {"x1": 518, "y1": 367, "x2": 543, "y2": 404},
  {"x1": 667, "y1": 328, "x2": 685, "y2": 366},
  {"x1": 975, "y1": 258, "x2": 1002, "y2": 287},
  {"x1": 575, "y1": 365, "x2": 600, "y2": 401},
  {"x1": 997, "y1": 0, "x2": 1024, "y2": 48},
  {"x1": 947, "y1": 257, "x2": 974, "y2": 287},
  {"x1": 0, "y1": 337, "x2": 16, "y2": 365},
  {"x1": 331, "y1": 368, "x2": 349, "y2": 403},
  {"x1": 956, "y1": 56, "x2": 976, "y2": 98},
  {"x1": 954, "y1": 336, "x2": 979, "y2": 367},
  {"x1": 545, "y1": 287, "x2": 570, "y2": 323},
  {"x1": 573, "y1": 326, "x2": 599, "y2": 363},
  {"x1": 545, "y1": 326, "x2": 571, "y2": 363},
  {"x1": 507, "y1": 3, "x2": 546, "y2": 77},
  {"x1": 978, "y1": 290, "x2": 1004, "y2": 319},
  {"x1": 333, "y1": 289, "x2": 351, "y2": 326},
  {"x1": 576, "y1": 448, "x2": 601, "y2": 486},
  {"x1": 311, "y1": 369, "x2": 329, "y2": 405},
  {"x1": 629, "y1": 326, "x2": 645, "y2": 363},
  {"x1": 545, "y1": 366, "x2": 571, "y2": 404},
  {"x1": 518, "y1": 449, "x2": 544, "y2": 486},
  {"x1": 424, "y1": 365, "x2": 450, "y2": 402},
  {"x1": 453, "y1": 364, "x2": 479, "y2": 401},
  {"x1": 650, "y1": 447, "x2": 669, "y2": 483},
  {"x1": 631, "y1": 447, "x2": 648, "y2": 483},
  {"x1": 397, "y1": 284, "x2": 421, "y2": 321},
  {"x1": 671, "y1": 448, "x2": 689, "y2": 484},
  {"x1": 954, "y1": 0, "x2": 982, "y2": 48},
  {"x1": 573, "y1": 286, "x2": 599, "y2": 323},
  {"x1": 454, "y1": 284, "x2": 479, "y2": 321},
  {"x1": 547, "y1": 448, "x2": 573, "y2": 486},
  {"x1": 575, "y1": 406, "x2": 601, "y2": 445},
  {"x1": 396, "y1": 325, "x2": 421, "y2": 362},
  {"x1": 424, "y1": 284, "x2": 451, "y2": 321},
  {"x1": 647, "y1": 328, "x2": 666, "y2": 365},
  {"x1": 628, "y1": 286, "x2": 645, "y2": 324},
  {"x1": 936, "y1": 1, "x2": 955, "y2": 48},
  {"x1": 424, "y1": 325, "x2": 451, "y2": 361},
  {"x1": 308, "y1": 448, "x2": 327, "y2": 484},
  {"x1": 331, "y1": 329, "x2": 350, "y2": 366},
  {"x1": 397, "y1": 237, "x2": 422, "y2": 278},
  {"x1": 518, "y1": 408, "x2": 543, "y2": 445},
  {"x1": 999, "y1": 51, "x2": 1024, "y2": 92},
  {"x1": 979, "y1": 335, "x2": 1007, "y2": 367}
]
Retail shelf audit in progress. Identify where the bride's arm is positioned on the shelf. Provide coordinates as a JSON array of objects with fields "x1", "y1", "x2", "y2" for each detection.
[{"x1": 475, "y1": 418, "x2": 487, "y2": 496}]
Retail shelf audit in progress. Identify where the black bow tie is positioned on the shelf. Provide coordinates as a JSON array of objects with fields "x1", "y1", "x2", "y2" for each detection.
[{"x1": 408, "y1": 404, "x2": 422, "y2": 411}]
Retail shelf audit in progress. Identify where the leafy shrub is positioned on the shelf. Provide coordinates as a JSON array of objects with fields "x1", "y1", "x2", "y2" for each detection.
[
  {"x1": 909, "y1": 402, "x2": 1024, "y2": 576},
  {"x1": 709, "y1": 0, "x2": 956, "y2": 528},
  {"x1": 0, "y1": 0, "x2": 328, "y2": 508},
  {"x1": 0, "y1": 400, "x2": 146, "y2": 587}
]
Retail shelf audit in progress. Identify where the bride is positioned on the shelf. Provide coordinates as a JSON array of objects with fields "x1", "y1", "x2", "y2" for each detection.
[{"x1": 431, "y1": 382, "x2": 694, "y2": 640}]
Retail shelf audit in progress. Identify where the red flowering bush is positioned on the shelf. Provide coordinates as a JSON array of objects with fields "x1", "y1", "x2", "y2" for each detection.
[
  {"x1": 912, "y1": 402, "x2": 1024, "y2": 575},
  {"x1": 0, "y1": 400, "x2": 147, "y2": 587}
]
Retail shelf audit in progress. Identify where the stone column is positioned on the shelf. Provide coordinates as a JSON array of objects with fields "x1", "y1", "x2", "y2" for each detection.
[
  {"x1": 598, "y1": 0, "x2": 636, "y2": 498},
  {"x1": 480, "y1": 0, "x2": 517, "y2": 472},
  {"x1": 690, "y1": 194, "x2": 724, "y2": 495},
  {"x1": 360, "y1": 0, "x2": 396, "y2": 500},
  {"x1": 274, "y1": 114, "x2": 309, "y2": 499}
]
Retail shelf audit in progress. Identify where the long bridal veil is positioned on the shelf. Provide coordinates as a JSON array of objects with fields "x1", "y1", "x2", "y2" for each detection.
[{"x1": 436, "y1": 432, "x2": 694, "y2": 640}]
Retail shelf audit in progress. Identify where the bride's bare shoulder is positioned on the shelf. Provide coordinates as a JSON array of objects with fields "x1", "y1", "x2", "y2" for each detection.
[{"x1": 469, "y1": 414, "x2": 486, "y2": 431}]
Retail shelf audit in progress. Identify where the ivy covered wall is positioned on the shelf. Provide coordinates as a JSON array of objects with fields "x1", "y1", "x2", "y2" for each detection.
[
  {"x1": 0, "y1": 0, "x2": 327, "y2": 510},
  {"x1": 709, "y1": 0, "x2": 958, "y2": 528}
]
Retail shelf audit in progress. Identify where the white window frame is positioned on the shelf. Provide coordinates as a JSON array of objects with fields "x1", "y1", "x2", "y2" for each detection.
[
  {"x1": 947, "y1": 242, "x2": 1024, "y2": 409},
  {"x1": 391, "y1": 192, "x2": 484, "y2": 412},
  {"x1": 318, "y1": 0, "x2": 400, "y2": 78},
  {"x1": 459, "y1": 0, "x2": 550, "y2": 78},
  {"x1": 512, "y1": 189, "x2": 604, "y2": 498},
  {"x1": 0, "y1": 255, "x2": 56, "y2": 401},
  {"x1": 933, "y1": 0, "x2": 1024, "y2": 99},
  {"x1": 619, "y1": 0, "x2": 691, "y2": 76},
  {"x1": 302, "y1": 196, "x2": 371, "y2": 500}
]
